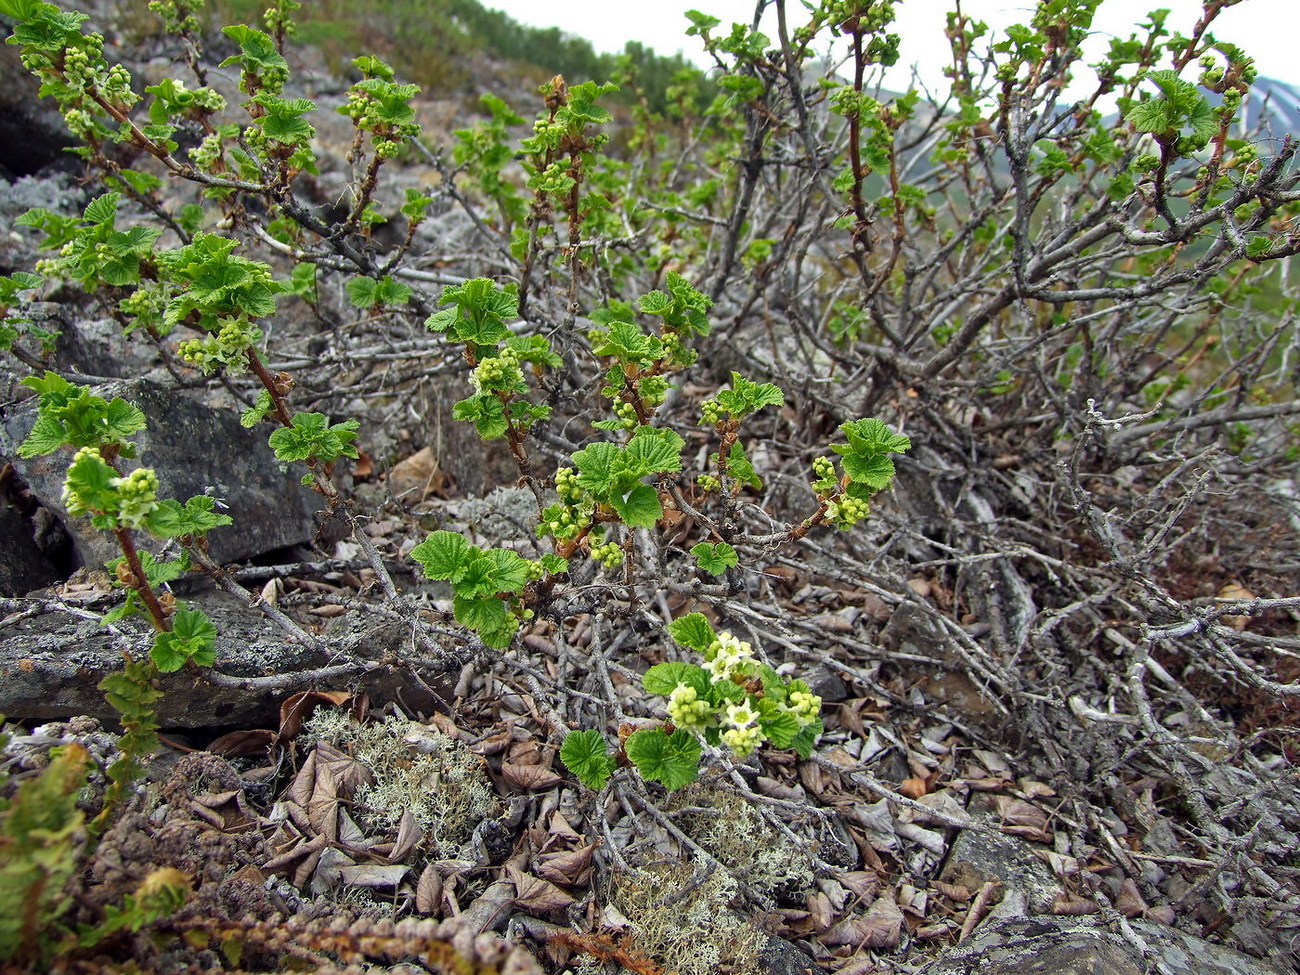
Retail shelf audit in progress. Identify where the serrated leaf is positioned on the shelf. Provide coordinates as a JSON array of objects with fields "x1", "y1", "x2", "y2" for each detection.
[
  {"x1": 146, "y1": 496, "x2": 233, "y2": 539},
  {"x1": 452, "y1": 392, "x2": 508, "y2": 439},
  {"x1": 572, "y1": 441, "x2": 619, "y2": 490},
  {"x1": 625, "y1": 427, "x2": 684, "y2": 474},
  {"x1": 560, "y1": 729, "x2": 616, "y2": 790},
  {"x1": 637, "y1": 290, "x2": 672, "y2": 315},
  {"x1": 611, "y1": 482, "x2": 662, "y2": 528},
  {"x1": 151, "y1": 606, "x2": 217, "y2": 672},
  {"x1": 691, "y1": 541, "x2": 738, "y2": 575},
  {"x1": 625, "y1": 728, "x2": 700, "y2": 790},
  {"x1": 790, "y1": 718, "x2": 823, "y2": 759},
  {"x1": 83, "y1": 193, "x2": 120, "y2": 225},
  {"x1": 17, "y1": 414, "x2": 67, "y2": 456},
  {"x1": 838, "y1": 418, "x2": 911, "y2": 455},
  {"x1": 540, "y1": 553, "x2": 569, "y2": 575},
  {"x1": 643, "y1": 662, "x2": 711, "y2": 698},
  {"x1": 409, "y1": 530, "x2": 474, "y2": 581},
  {"x1": 839, "y1": 451, "x2": 896, "y2": 490},
  {"x1": 667, "y1": 612, "x2": 715, "y2": 652}
]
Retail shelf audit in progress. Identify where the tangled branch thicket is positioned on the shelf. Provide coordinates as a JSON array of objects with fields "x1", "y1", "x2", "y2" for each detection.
[{"x1": 3, "y1": 0, "x2": 1299, "y2": 969}]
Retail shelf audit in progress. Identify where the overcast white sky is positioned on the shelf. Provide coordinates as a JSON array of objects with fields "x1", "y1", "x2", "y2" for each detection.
[{"x1": 480, "y1": 0, "x2": 1300, "y2": 89}]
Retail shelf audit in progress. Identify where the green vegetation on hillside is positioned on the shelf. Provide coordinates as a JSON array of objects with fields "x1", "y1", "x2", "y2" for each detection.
[{"x1": 211, "y1": 0, "x2": 704, "y2": 107}]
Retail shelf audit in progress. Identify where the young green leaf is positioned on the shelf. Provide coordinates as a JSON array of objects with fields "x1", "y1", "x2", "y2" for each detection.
[
  {"x1": 667, "y1": 612, "x2": 716, "y2": 652},
  {"x1": 560, "y1": 729, "x2": 617, "y2": 790},
  {"x1": 409, "y1": 530, "x2": 474, "y2": 582},
  {"x1": 151, "y1": 606, "x2": 217, "y2": 673},
  {"x1": 691, "y1": 541, "x2": 738, "y2": 576},
  {"x1": 625, "y1": 728, "x2": 701, "y2": 790},
  {"x1": 643, "y1": 661, "x2": 712, "y2": 697}
]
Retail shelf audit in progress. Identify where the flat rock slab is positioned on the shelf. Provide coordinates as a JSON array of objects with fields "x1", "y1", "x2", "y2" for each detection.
[
  {"x1": 0, "y1": 589, "x2": 451, "y2": 728},
  {"x1": 918, "y1": 915, "x2": 1290, "y2": 975},
  {"x1": 1, "y1": 379, "x2": 322, "y2": 578}
]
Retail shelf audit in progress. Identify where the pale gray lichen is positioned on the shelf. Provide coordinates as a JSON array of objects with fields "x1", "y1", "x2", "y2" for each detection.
[
  {"x1": 669, "y1": 785, "x2": 815, "y2": 897},
  {"x1": 610, "y1": 862, "x2": 765, "y2": 975},
  {"x1": 300, "y1": 710, "x2": 498, "y2": 856}
]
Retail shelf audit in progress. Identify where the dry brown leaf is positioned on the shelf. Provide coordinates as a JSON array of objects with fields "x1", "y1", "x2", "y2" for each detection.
[
  {"x1": 933, "y1": 881, "x2": 971, "y2": 902},
  {"x1": 823, "y1": 894, "x2": 904, "y2": 948},
  {"x1": 207, "y1": 729, "x2": 277, "y2": 758},
  {"x1": 1115, "y1": 878, "x2": 1147, "y2": 918},
  {"x1": 996, "y1": 795, "x2": 1052, "y2": 842},
  {"x1": 279, "y1": 690, "x2": 351, "y2": 740},
  {"x1": 547, "y1": 810, "x2": 582, "y2": 842},
  {"x1": 899, "y1": 777, "x2": 929, "y2": 799},
  {"x1": 308, "y1": 603, "x2": 347, "y2": 618},
  {"x1": 388, "y1": 807, "x2": 422, "y2": 863},
  {"x1": 839, "y1": 871, "x2": 881, "y2": 900},
  {"x1": 470, "y1": 729, "x2": 514, "y2": 756},
  {"x1": 1052, "y1": 893, "x2": 1099, "y2": 915},
  {"x1": 1017, "y1": 778, "x2": 1057, "y2": 799},
  {"x1": 534, "y1": 844, "x2": 596, "y2": 887},
  {"x1": 415, "y1": 862, "x2": 444, "y2": 915},
  {"x1": 506, "y1": 862, "x2": 576, "y2": 914},
  {"x1": 502, "y1": 762, "x2": 562, "y2": 791},
  {"x1": 805, "y1": 891, "x2": 836, "y2": 933}
]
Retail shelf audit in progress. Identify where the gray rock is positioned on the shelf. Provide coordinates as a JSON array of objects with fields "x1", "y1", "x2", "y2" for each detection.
[
  {"x1": 917, "y1": 915, "x2": 1291, "y2": 975},
  {"x1": 759, "y1": 934, "x2": 818, "y2": 975},
  {"x1": 0, "y1": 589, "x2": 457, "y2": 728},
  {"x1": 0, "y1": 378, "x2": 322, "y2": 572},
  {"x1": 0, "y1": 494, "x2": 64, "y2": 595},
  {"x1": 939, "y1": 828, "x2": 1060, "y2": 912},
  {"x1": 0, "y1": 30, "x2": 77, "y2": 181}
]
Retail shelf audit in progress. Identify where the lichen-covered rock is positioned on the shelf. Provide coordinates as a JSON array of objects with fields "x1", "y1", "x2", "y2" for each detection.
[{"x1": 918, "y1": 915, "x2": 1291, "y2": 975}]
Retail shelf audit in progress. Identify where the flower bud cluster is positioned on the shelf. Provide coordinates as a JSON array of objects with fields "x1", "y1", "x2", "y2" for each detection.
[
  {"x1": 611, "y1": 399, "x2": 638, "y2": 430},
  {"x1": 539, "y1": 468, "x2": 595, "y2": 543},
  {"x1": 341, "y1": 81, "x2": 422, "y2": 158},
  {"x1": 825, "y1": 493, "x2": 869, "y2": 530},
  {"x1": 588, "y1": 535, "x2": 624, "y2": 567},
  {"x1": 699, "y1": 398, "x2": 723, "y2": 425},
  {"x1": 667, "y1": 684, "x2": 712, "y2": 732},
  {"x1": 721, "y1": 701, "x2": 764, "y2": 757},
  {"x1": 471, "y1": 347, "x2": 523, "y2": 393},
  {"x1": 112, "y1": 467, "x2": 160, "y2": 529},
  {"x1": 177, "y1": 318, "x2": 262, "y2": 374}
]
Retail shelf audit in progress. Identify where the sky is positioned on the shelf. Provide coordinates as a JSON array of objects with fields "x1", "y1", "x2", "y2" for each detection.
[{"x1": 479, "y1": 0, "x2": 1300, "y2": 90}]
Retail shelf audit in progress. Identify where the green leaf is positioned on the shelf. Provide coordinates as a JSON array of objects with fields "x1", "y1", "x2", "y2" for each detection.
[
  {"x1": 838, "y1": 418, "x2": 912, "y2": 455},
  {"x1": 667, "y1": 612, "x2": 715, "y2": 652},
  {"x1": 539, "y1": 553, "x2": 569, "y2": 575},
  {"x1": 643, "y1": 662, "x2": 711, "y2": 698},
  {"x1": 560, "y1": 729, "x2": 616, "y2": 790},
  {"x1": 145, "y1": 496, "x2": 233, "y2": 539},
  {"x1": 691, "y1": 541, "x2": 738, "y2": 575},
  {"x1": 410, "y1": 530, "x2": 474, "y2": 581},
  {"x1": 610, "y1": 482, "x2": 662, "y2": 528},
  {"x1": 151, "y1": 607, "x2": 218, "y2": 673},
  {"x1": 83, "y1": 192, "x2": 120, "y2": 225},
  {"x1": 16, "y1": 414, "x2": 67, "y2": 456},
  {"x1": 790, "y1": 718, "x2": 823, "y2": 759},
  {"x1": 839, "y1": 451, "x2": 896, "y2": 490},
  {"x1": 625, "y1": 728, "x2": 701, "y2": 790},
  {"x1": 572, "y1": 441, "x2": 620, "y2": 490},
  {"x1": 452, "y1": 595, "x2": 517, "y2": 648},
  {"x1": 452, "y1": 392, "x2": 508, "y2": 439},
  {"x1": 625, "y1": 427, "x2": 684, "y2": 474}
]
